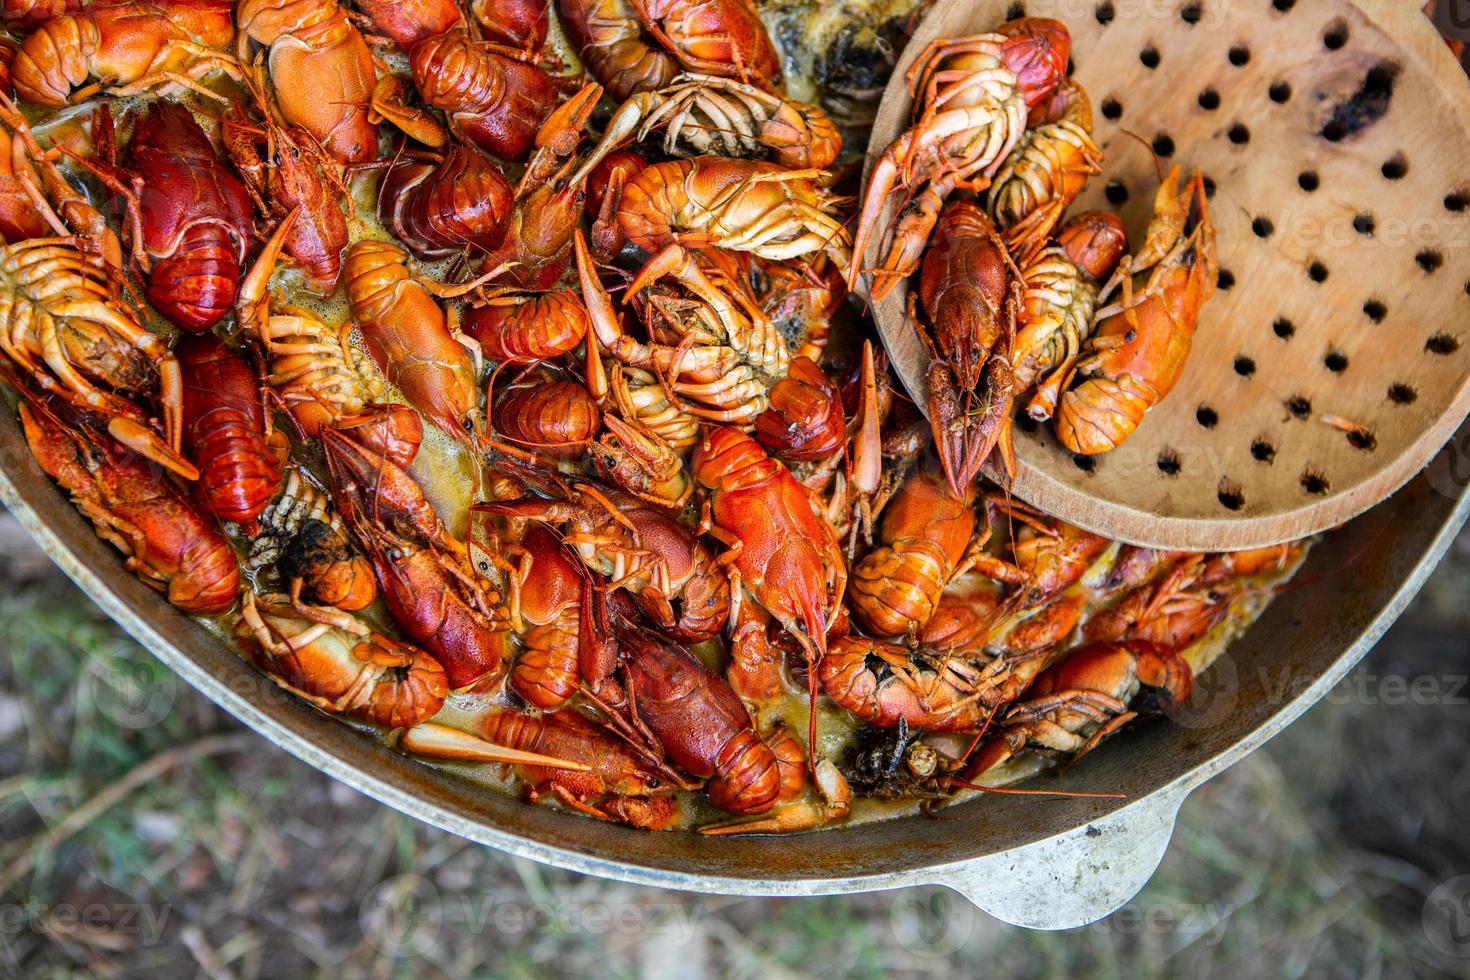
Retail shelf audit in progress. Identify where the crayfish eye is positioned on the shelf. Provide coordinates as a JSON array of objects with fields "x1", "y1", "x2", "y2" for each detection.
[{"x1": 647, "y1": 778, "x2": 661, "y2": 789}]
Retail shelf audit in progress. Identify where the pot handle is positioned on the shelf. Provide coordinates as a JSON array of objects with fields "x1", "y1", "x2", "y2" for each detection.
[{"x1": 923, "y1": 784, "x2": 1189, "y2": 930}]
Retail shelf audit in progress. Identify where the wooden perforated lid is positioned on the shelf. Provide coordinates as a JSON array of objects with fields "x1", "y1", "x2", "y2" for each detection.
[{"x1": 863, "y1": 0, "x2": 1470, "y2": 549}]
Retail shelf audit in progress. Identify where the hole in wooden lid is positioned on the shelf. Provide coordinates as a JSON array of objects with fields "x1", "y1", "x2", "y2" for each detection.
[
  {"x1": 1181, "y1": 1, "x2": 1203, "y2": 24},
  {"x1": 1269, "y1": 81, "x2": 1292, "y2": 103},
  {"x1": 1101, "y1": 97, "x2": 1123, "y2": 120},
  {"x1": 1287, "y1": 395, "x2": 1312, "y2": 418},
  {"x1": 1218, "y1": 269, "x2": 1235, "y2": 290},
  {"x1": 1105, "y1": 180, "x2": 1129, "y2": 205},
  {"x1": 1196, "y1": 405, "x2": 1219, "y2": 428},
  {"x1": 1416, "y1": 249, "x2": 1444, "y2": 273},
  {"x1": 1234, "y1": 355, "x2": 1256, "y2": 376},
  {"x1": 1273, "y1": 317, "x2": 1295, "y2": 339},
  {"x1": 1202, "y1": 175, "x2": 1216, "y2": 197},
  {"x1": 1140, "y1": 45, "x2": 1161, "y2": 69},
  {"x1": 1353, "y1": 213, "x2": 1375, "y2": 236},
  {"x1": 1387, "y1": 382, "x2": 1417, "y2": 404},
  {"x1": 1297, "y1": 170, "x2": 1319, "y2": 192},
  {"x1": 1006, "y1": 2, "x2": 1026, "y2": 17},
  {"x1": 1198, "y1": 88, "x2": 1220, "y2": 110},
  {"x1": 1153, "y1": 133, "x2": 1175, "y2": 157},
  {"x1": 1217, "y1": 483, "x2": 1244, "y2": 511},
  {"x1": 1251, "y1": 439, "x2": 1276, "y2": 462},
  {"x1": 1273, "y1": 0, "x2": 1295, "y2": 10},
  {"x1": 1323, "y1": 19, "x2": 1349, "y2": 49},
  {"x1": 1072, "y1": 453, "x2": 1096, "y2": 472},
  {"x1": 1301, "y1": 470, "x2": 1330, "y2": 495},
  {"x1": 1307, "y1": 261, "x2": 1329, "y2": 283},
  {"x1": 1228, "y1": 123, "x2": 1250, "y2": 145},
  {"x1": 1446, "y1": 191, "x2": 1469, "y2": 212},
  {"x1": 1252, "y1": 216, "x2": 1273, "y2": 238},
  {"x1": 1324, "y1": 350, "x2": 1348, "y2": 373},
  {"x1": 1382, "y1": 154, "x2": 1408, "y2": 179},
  {"x1": 1345, "y1": 427, "x2": 1376, "y2": 451},
  {"x1": 1426, "y1": 333, "x2": 1459, "y2": 355},
  {"x1": 1362, "y1": 299, "x2": 1386, "y2": 322},
  {"x1": 1096, "y1": 2, "x2": 1115, "y2": 24},
  {"x1": 1229, "y1": 44, "x2": 1250, "y2": 66},
  {"x1": 1157, "y1": 450, "x2": 1181, "y2": 475}
]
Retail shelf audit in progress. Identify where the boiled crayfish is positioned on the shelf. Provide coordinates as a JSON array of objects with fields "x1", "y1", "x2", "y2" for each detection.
[
  {"x1": 1054, "y1": 169, "x2": 1217, "y2": 455},
  {"x1": 0, "y1": 16, "x2": 1301, "y2": 837}
]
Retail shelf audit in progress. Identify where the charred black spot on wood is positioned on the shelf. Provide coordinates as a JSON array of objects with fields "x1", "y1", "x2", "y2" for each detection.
[{"x1": 1319, "y1": 63, "x2": 1398, "y2": 142}]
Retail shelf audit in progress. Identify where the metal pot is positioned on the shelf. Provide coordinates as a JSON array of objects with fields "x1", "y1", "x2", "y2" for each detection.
[{"x1": 4, "y1": 407, "x2": 1467, "y2": 930}]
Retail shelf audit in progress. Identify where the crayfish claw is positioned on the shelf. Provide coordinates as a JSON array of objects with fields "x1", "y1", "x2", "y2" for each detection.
[{"x1": 400, "y1": 722, "x2": 592, "y2": 772}]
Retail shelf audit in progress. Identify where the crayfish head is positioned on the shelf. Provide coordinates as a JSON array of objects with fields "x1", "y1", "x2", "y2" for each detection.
[
  {"x1": 590, "y1": 413, "x2": 691, "y2": 510},
  {"x1": 1058, "y1": 210, "x2": 1128, "y2": 282}
]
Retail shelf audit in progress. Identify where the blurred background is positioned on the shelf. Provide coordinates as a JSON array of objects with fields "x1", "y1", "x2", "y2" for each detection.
[{"x1": 3, "y1": 507, "x2": 1469, "y2": 978}]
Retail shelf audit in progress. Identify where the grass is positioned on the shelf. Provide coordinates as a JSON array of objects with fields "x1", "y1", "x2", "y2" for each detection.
[{"x1": 2, "y1": 517, "x2": 1469, "y2": 978}]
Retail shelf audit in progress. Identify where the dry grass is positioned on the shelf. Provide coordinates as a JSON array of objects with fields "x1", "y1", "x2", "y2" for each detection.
[{"x1": 2, "y1": 515, "x2": 1468, "y2": 978}]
